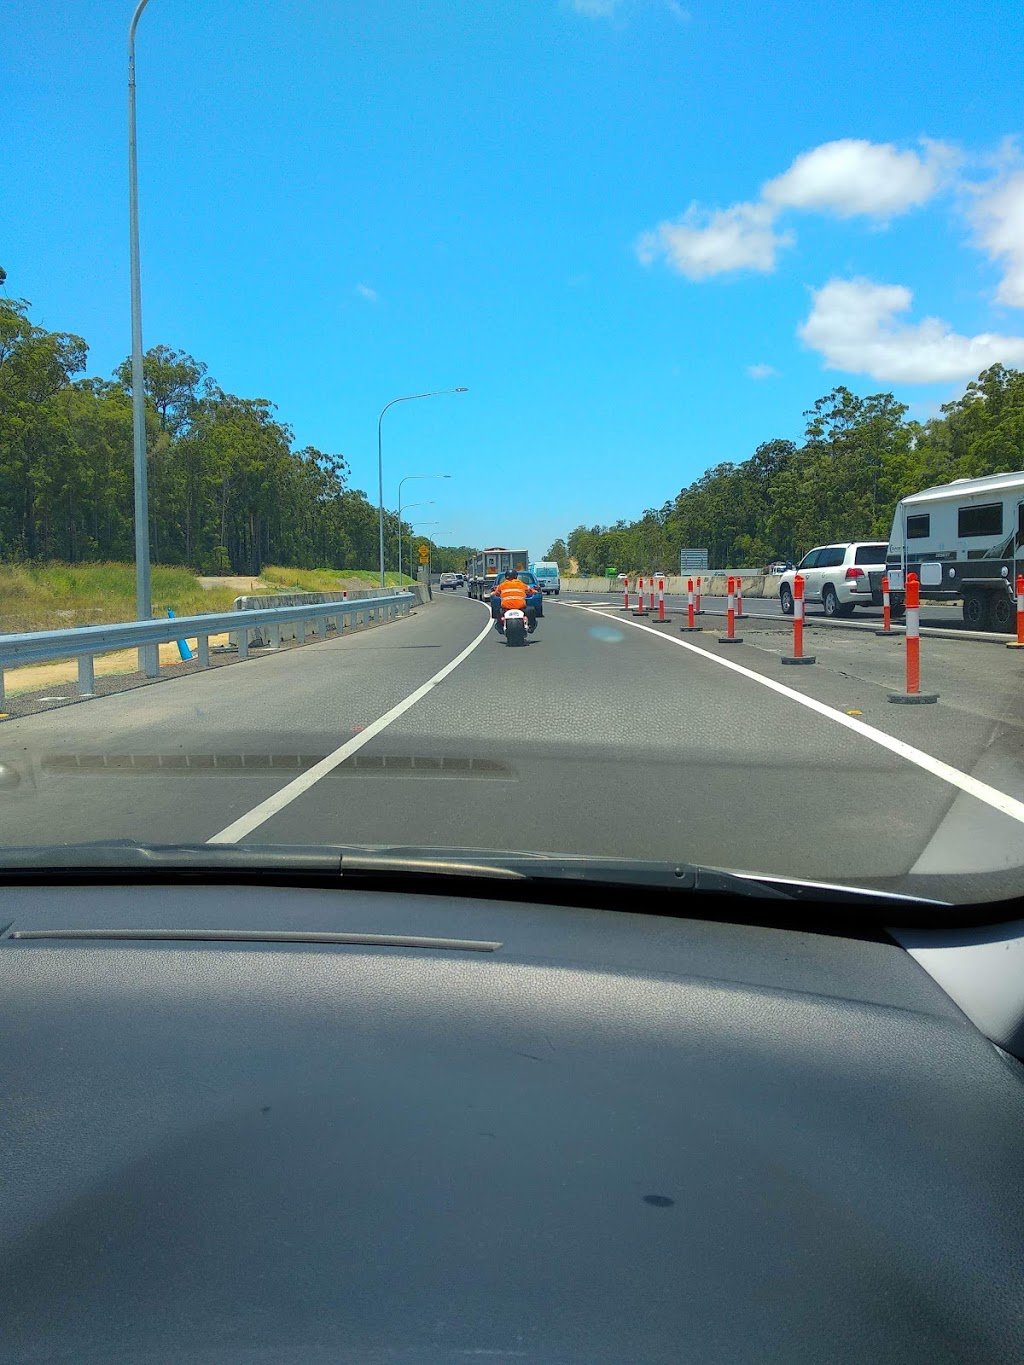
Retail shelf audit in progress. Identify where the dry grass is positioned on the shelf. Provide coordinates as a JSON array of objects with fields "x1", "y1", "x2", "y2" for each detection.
[
  {"x1": 0, "y1": 562, "x2": 238, "y2": 634},
  {"x1": 0, "y1": 561, "x2": 415, "y2": 635}
]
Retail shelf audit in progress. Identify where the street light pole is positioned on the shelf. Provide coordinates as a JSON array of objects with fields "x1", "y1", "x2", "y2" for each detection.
[
  {"x1": 128, "y1": 0, "x2": 153, "y2": 626},
  {"x1": 377, "y1": 389, "x2": 466, "y2": 588},
  {"x1": 397, "y1": 474, "x2": 450, "y2": 581}
]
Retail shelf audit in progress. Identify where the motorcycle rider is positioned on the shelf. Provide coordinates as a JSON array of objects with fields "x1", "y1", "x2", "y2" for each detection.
[{"x1": 491, "y1": 568, "x2": 537, "y2": 633}]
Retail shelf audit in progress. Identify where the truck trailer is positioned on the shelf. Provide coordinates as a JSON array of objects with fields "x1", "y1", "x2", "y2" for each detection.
[
  {"x1": 886, "y1": 471, "x2": 1024, "y2": 631},
  {"x1": 465, "y1": 547, "x2": 530, "y2": 599}
]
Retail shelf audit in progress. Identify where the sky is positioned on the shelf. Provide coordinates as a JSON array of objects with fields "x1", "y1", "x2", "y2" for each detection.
[{"x1": 5, "y1": 0, "x2": 1024, "y2": 557}]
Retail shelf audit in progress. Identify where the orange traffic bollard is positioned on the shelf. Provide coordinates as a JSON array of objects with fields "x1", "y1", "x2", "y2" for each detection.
[
  {"x1": 657, "y1": 576, "x2": 669, "y2": 622},
  {"x1": 695, "y1": 576, "x2": 703, "y2": 615},
  {"x1": 718, "y1": 576, "x2": 743, "y2": 644},
  {"x1": 882, "y1": 575, "x2": 891, "y2": 632},
  {"x1": 781, "y1": 573, "x2": 815, "y2": 665},
  {"x1": 633, "y1": 576, "x2": 649, "y2": 616},
  {"x1": 735, "y1": 577, "x2": 745, "y2": 619},
  {"x1": 681, "y1": 577, "x2": 699, "y2": 632},
  {"x1": 622, "y1": 576, "x2": 630, "y2": 610},
  {"x1": 888, "y1": 572, "x2": 937, "y2": 702}
]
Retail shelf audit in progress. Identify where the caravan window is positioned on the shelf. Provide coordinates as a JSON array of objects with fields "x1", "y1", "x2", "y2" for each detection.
[
  {"x1": 906, "y1": 514, "x2": 930, "y2": 539},
  {"x1": 958, "y1": 503, "x2": 1002, "y2": 538}
]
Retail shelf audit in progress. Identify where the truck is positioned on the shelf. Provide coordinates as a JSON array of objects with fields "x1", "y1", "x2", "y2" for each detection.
[
  {"x1": 529, "y1": 561, "x2": 561, "y2": 595},
  {"x1": 886, "y1": 471, "x2": 1024, "y2": 631},
  {"x1": 465, "y1": 547, "x2": 530, "y2": 600}
]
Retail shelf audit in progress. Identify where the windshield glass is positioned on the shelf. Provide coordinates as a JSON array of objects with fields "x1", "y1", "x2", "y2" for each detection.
[{"x1": 3, "y1": 1, "x2": 1023, "y2": 907}]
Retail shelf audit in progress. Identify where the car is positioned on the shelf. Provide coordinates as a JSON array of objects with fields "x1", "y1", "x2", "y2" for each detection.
[
  {"x1": 779, "y1": 542, "x2": 889, "y2": 617},
  {"x1": 489, "y1": 570, "x2": 544, "y2": 618},
  {"x1": 439, "y1": 573, "x2": 458, "y2": 591},
  {"x1": 454, "y1": 573, "x2": 464, "y2": 585},
  {"x1": 765, "y1": 561, "x2": 791, "y2": 575}
]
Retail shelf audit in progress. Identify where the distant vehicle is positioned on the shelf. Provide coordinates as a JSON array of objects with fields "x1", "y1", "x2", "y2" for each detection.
[
  {"x1": 439, "y1": 573, "x2": 458, "y2": 590},
  {"x1": 886, "y1": 471, "x2": 1024, "y2": 631},
  {"x1": 779, "y1": 543, "x2": 888, "y2": 617},
  {"x1": 500, "y1": 571, "x2": 543, "y2": 617},
  {"x1": 765, "y1": 562, "x2": 792, "y2": 575},
  {"x1": 528, "y1": 561, "x2": 561, "y2": 595},
  {"x1": 466, "y1": 547, "x2": 530, "y2": 599},
  {"x1": 454, "y1": 572, "x2": 464, "y2": 585}
]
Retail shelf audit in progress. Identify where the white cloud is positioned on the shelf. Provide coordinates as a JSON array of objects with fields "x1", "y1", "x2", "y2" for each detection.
[
  {"x1": 636, "y1": 201, "x2": 794, "y2": 279},
  {"x1": 747, "y1": 363, "x2": 779, "y2": 380},
  {"x1": 970, "y1": 170, "x2": 1024, "y2": 308},
  {"x1": 798, "y1": 277, "x2": 1024, "y2": 383},
  {"x1": 355, "y1": 283, "x2": 379, "y2": 303},
  {"x1": 763, "y1": 138, "x2": 953, "y2": 220},
  {"x1": 569, "y1": 0, "x2": 620, "y2": 15}
]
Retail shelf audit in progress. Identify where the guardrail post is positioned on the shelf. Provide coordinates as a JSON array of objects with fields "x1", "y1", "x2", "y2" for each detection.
[
  {"x1": 270, "y1": 623, "x2": 281, "y2": 649},
  {"x1": 317, "y1": 616, "x2": 327, "y2": 639},
  {"x1": 0, "y1": 668, "x2": 5, "y2": 712},
  {"x1": 237, "y1": 628, "x2": 249, "y2": 660},
  {"x1": 298, "y1": 619, "x2": 307, "y2": 645},
  {"x1": 139, "y1": 644, "x2": 159, "y2": 679},
  {"x1": 78, "y1": 654, "x2": 96, "y2": 697},
  {"x1": 197, "y1": 635, "x2": 210, "y2": 668}
]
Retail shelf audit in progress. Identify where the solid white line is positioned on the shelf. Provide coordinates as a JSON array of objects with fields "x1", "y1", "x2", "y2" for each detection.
[
  {"x1": 208, "y1": 608, "x2": 494, "y2": 844},
  {"x1": 559, "y1": 601, "x2": 1024, "y2": 827}
]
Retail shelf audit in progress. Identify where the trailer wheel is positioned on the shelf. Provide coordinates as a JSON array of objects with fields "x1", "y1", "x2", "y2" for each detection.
[
  {"x1": 988, "y1": 590, "x2": 1014, "y2": 633},
  {"x1": 962, "y1": 588, "x2": 988, "y2": 628}
]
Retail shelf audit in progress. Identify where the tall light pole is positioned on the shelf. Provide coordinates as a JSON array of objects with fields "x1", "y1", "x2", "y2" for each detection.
[
  {"x1": 128, "y1": 0, "x2": 153, "y2": 625},
  {"x1": 396, "y1": 500, "x2": 434, "y2": 583},
  {"x1": 377, "y1": 388, "x2": 467, "y2": 588},
  {"x1": 397, "y1": 474, "x2": 450, "y2": 581}
]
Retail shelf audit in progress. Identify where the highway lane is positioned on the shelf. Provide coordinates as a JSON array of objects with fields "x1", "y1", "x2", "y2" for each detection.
[{"x1": 2, "y1": 592, "x2": 1023, "y2": 901}]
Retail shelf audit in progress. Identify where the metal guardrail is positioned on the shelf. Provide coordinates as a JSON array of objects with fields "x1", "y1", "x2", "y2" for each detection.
[{"x1": 0, "y1": 592, "x2": 414, "y2": 709}]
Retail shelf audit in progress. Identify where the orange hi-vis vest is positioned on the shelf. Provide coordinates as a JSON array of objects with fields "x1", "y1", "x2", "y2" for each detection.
[{"x1": 495, "y1": 576, "x2": 528, "y2": 611}]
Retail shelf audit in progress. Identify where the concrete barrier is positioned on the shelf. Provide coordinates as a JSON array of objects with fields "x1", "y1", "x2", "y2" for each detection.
[{"x1": 561, "y1": 574, "x2": 784, "y2": 599}]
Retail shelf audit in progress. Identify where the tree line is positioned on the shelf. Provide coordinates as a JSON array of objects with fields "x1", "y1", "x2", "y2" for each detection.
[
  {"x1": 546, "y1": 367, "x2": 1024, "y2": 575},
  {"x1": 0, "y1": 278, "x2": 455, "y2": 575}
]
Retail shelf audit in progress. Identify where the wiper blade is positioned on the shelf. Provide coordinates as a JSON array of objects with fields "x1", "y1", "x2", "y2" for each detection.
[{"x1": 0, "y1": 841, "x2": 949, "y2": 911}]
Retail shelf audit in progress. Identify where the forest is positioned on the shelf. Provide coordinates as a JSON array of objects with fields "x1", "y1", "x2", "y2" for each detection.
[
  {"x1": 0, "y1": 278, "x2": 453, "y2": 576},
  {"x1": 546, "y1": 367, "x2": 1024, "y2": 576}
]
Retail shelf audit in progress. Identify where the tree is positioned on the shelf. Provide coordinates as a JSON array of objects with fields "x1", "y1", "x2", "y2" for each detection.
[{"x1": 544, "y1": 538, "x2": 569, "y2": 571}]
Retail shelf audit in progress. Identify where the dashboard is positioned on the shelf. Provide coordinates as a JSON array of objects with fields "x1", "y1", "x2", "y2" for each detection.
[{"x1": 2, "y1": 882, "x2": 1023, "y2": 1363}]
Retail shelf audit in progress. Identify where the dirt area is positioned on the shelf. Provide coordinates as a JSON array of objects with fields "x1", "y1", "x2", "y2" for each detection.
[{"x1": 3, "y1": 634, "x2": 233, "y2": 700}]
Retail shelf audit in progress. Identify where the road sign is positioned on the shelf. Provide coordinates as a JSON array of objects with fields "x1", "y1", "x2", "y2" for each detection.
[
  {"x1": 679, "y1": 548, "x2": 709, "y2": 573},
  {"x1": 418, "y1": 543, "x2": 430, "y2": 564}
]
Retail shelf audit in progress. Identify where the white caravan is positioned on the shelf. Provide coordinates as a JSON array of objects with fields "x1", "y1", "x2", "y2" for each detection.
[{"x1": 886, "y1": 471, "x2": 1024, "y2": 631}]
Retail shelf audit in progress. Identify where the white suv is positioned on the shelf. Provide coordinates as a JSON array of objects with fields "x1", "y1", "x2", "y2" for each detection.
[
  {"x1": 779, "y1": 542, "x2": 888, "y2": 618},
  {"x1": 438, "y1": 573, "x2": 459, "y2": 591}
]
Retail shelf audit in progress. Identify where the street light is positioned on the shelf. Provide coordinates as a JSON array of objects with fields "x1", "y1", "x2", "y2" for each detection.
[
  {"x1": 377, "y1": 390, "x2": 467, "y2": 588},
  {"x1": 396, "y1": 500, "x2": 433, "y2": 581},
  {"x1": 397, "y1": 475, "x2": 450, "y2": 581},
  {"x1": 128, "y1": 0, "x2": 154, "y2": 632}
]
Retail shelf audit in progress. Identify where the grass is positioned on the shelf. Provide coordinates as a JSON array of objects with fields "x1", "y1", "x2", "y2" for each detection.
[
  {"x1": 0, "y1": 562, "x2": 240, "y2": 633},
  {"x1": 262, "y1": 565, "x2": 416, "y2": 592},
  {"x1": 0, "y1": 561, "x2": 414, "y2": 634}
]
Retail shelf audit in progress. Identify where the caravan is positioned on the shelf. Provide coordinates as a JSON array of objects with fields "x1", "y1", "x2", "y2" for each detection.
[{"x1": 886, "y1": 471, "x2": 1024, "y2": 631}]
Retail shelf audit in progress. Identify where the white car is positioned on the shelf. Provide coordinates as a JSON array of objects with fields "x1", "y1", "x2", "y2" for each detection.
[
  {"x1": 438, "y1": 573, "x2": 458, "y2": 591},
  {"x1": 779, "y1": 542, "x2": 888, "y2": 618}
]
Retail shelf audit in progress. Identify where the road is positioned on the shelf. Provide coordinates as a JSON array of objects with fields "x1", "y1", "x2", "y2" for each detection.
[{"x1": 2, "y1": 591, "x2": 1024, "y2": 903}]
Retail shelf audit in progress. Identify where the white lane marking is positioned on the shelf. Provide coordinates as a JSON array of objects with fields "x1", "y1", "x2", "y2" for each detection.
[
  {"x1": 559, "y1": 601, "x2": 1024, "y2": 827},
  {"x1": 208, "y1": 608, "x2": 494, "y2": 844}
]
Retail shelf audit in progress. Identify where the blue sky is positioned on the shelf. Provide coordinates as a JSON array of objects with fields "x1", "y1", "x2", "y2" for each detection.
[{"x1": 5, "y1": 0, "x2": 1024, "y2": 557}]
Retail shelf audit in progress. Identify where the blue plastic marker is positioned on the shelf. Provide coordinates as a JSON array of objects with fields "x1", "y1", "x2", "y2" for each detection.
[{"x1": 166, "y1": 608, "x2": 194, "y2": 661}]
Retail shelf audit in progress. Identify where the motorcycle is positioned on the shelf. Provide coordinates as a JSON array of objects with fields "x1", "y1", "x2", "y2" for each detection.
[{"x1": 494, "y1": 605, "x2": 532, "y2": 646}]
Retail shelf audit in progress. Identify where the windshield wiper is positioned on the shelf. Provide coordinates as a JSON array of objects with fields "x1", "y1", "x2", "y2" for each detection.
[{"x1": 0, "y1": 839, "x2": 947, "y2": 911}]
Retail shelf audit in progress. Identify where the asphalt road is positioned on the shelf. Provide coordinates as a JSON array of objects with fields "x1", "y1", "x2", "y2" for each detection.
[{"x1": 2, "y1": 591, "x2": 1024, "y2": 903}]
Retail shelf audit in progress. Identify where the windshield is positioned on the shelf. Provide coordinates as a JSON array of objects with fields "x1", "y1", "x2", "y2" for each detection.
[{"x1": 3, "y1": 2, "x2": 1023, "y2": 908}]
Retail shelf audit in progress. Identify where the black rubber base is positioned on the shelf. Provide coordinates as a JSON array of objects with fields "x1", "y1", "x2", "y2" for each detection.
[
  {"x1": 718, "y1": 637, "x2": 743, "y2": 645},
  {"x1": 1006, "y1": 642, "x2": 1024, "y2": 650},
  {"x1": 680, "y1": 626, "x2": 701, "y2": 633},
  {"x1": 632, "y1": 610, "x2": 649, "y2": 617},
  {"x1": 888, "y1": 692, "x2": 939, "y2": 704},
  {"x1": 781, "y1": 655, "x2": 816, "y2": 666}
]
